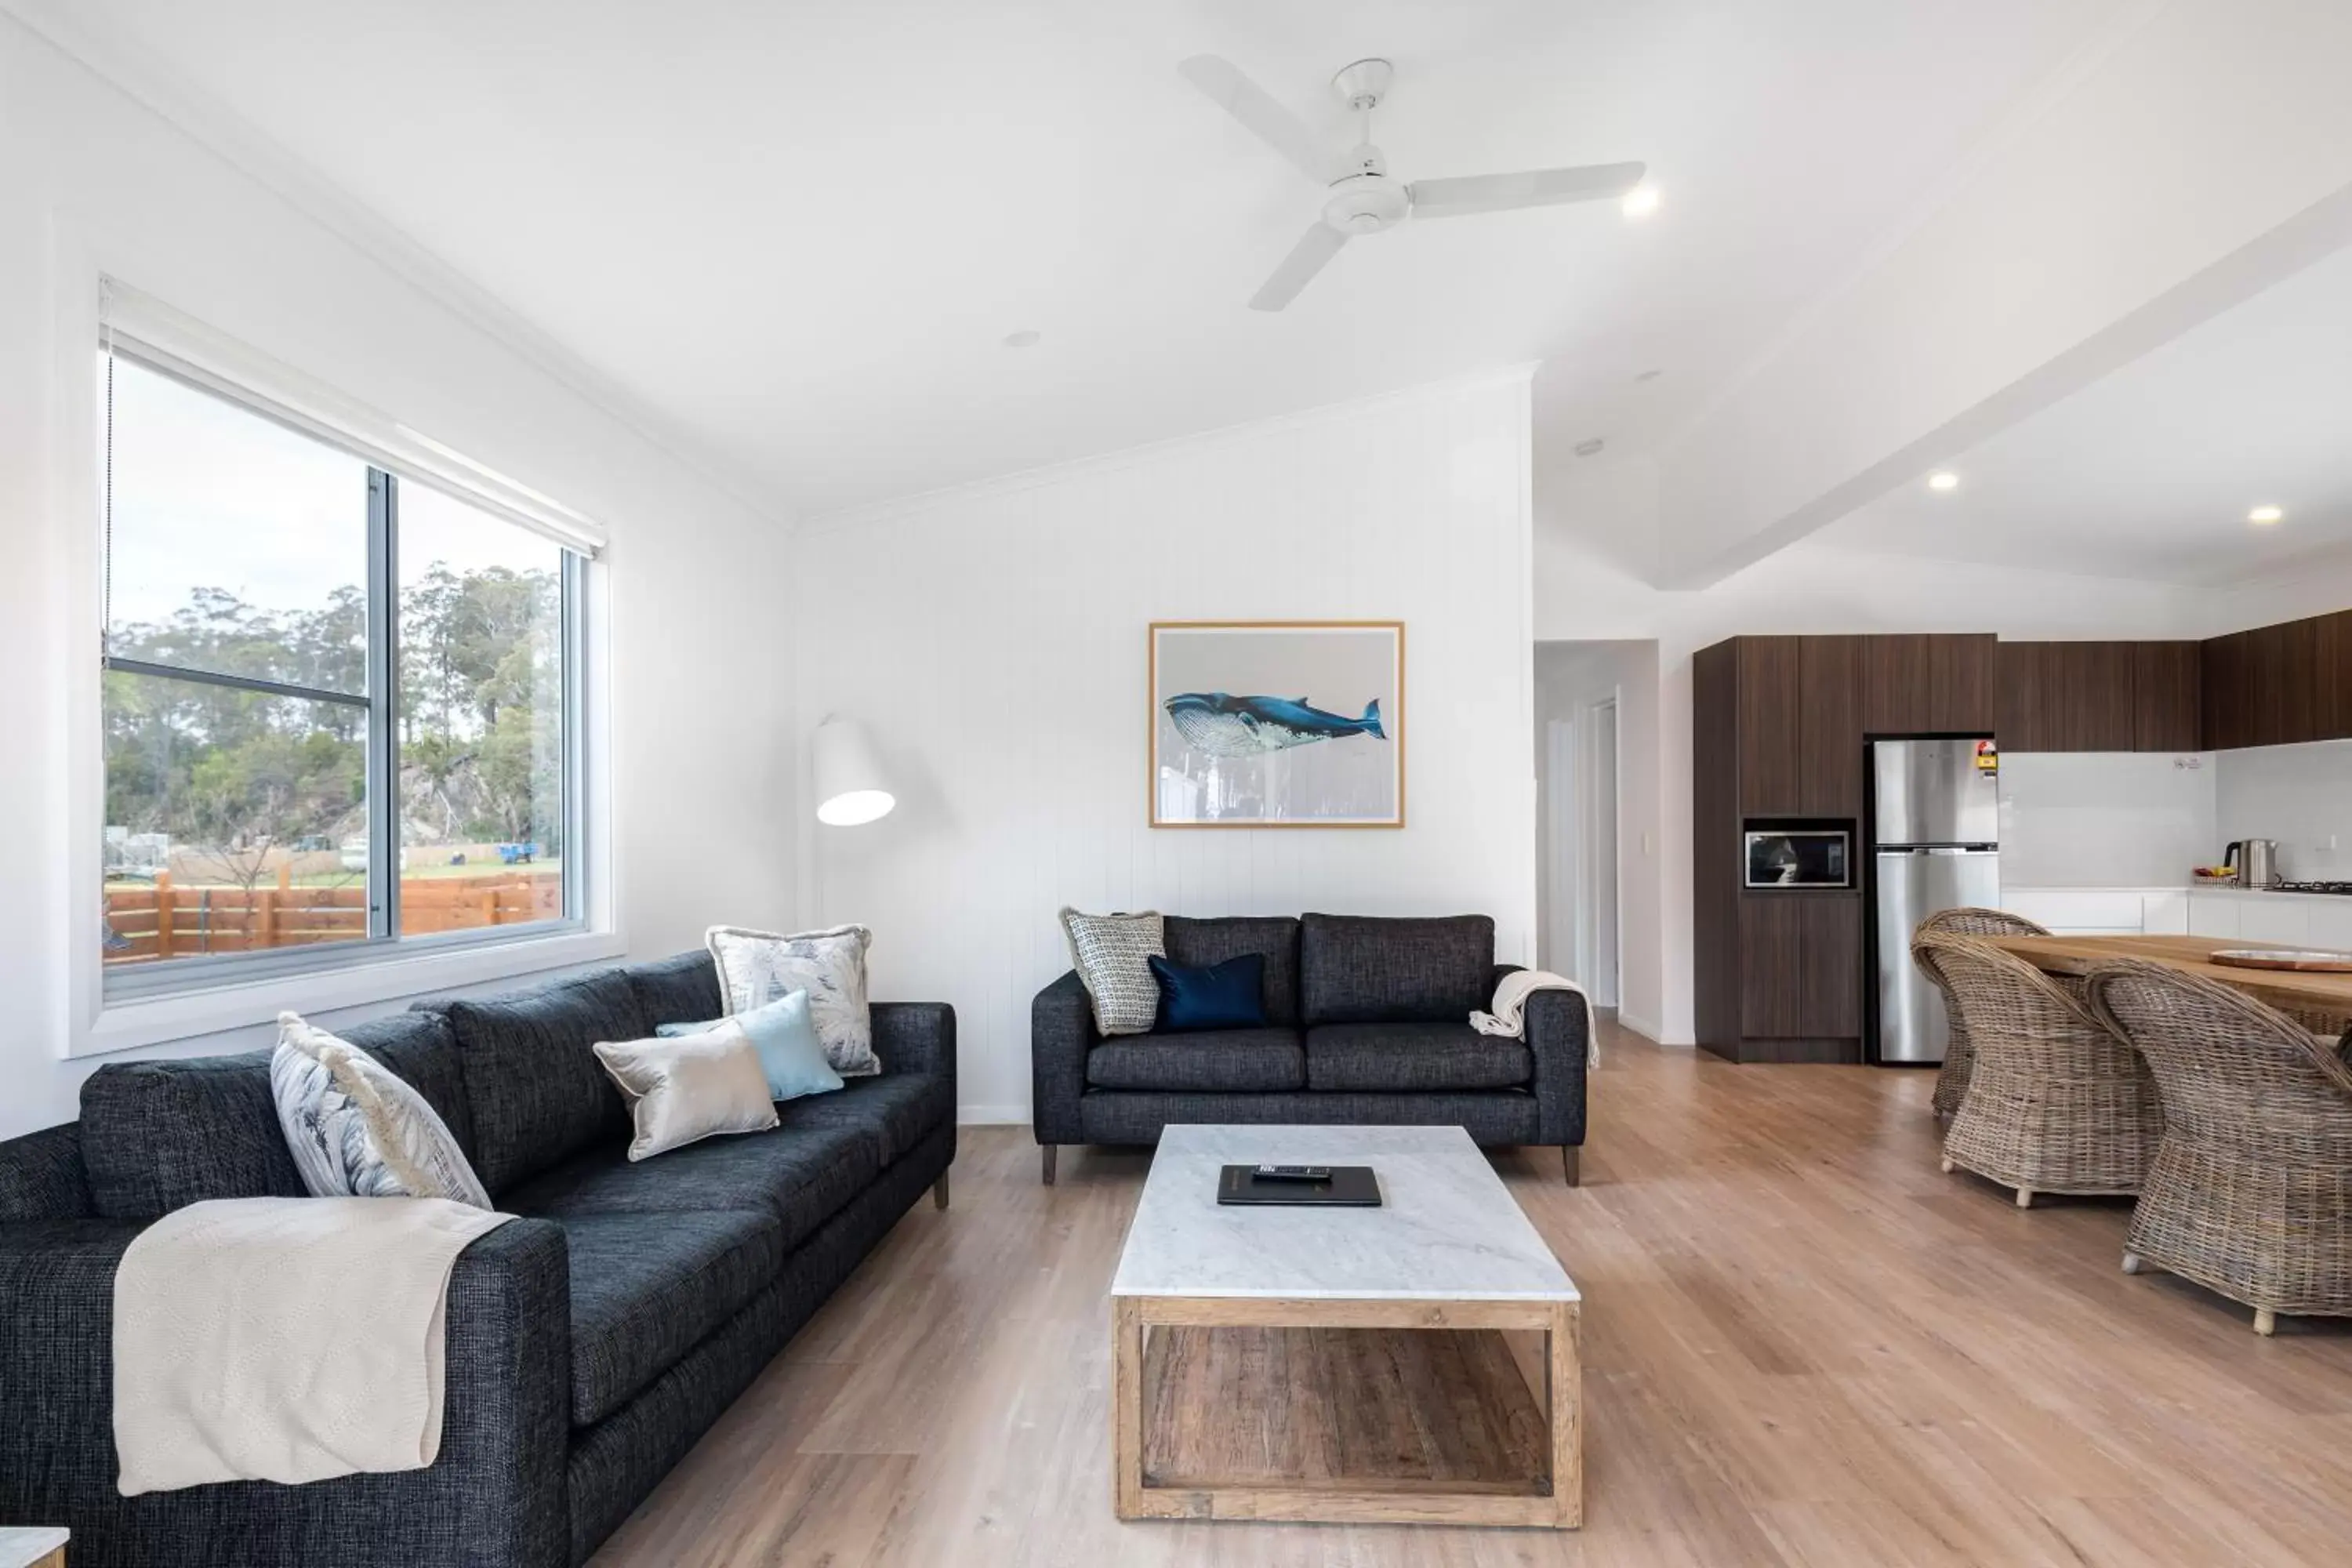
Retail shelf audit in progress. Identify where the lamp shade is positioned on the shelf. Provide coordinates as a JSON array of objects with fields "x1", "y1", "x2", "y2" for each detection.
[{"x1": 811, "y1": 717, "x2": 895, "y2": 826}]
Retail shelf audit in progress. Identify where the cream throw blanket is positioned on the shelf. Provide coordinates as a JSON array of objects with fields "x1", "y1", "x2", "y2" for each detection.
[
  {"x1": 1472, "y1": 969, "x2": 1599, "y2": 1067},
  {"x1": 114, "y1": 1196, "x2": 514, "y2": 1495}
]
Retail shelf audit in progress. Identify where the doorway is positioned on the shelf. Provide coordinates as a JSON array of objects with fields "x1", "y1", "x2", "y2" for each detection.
[{"x1": 1538, "y1": 694, "x2": 1621, "y2": 1007}]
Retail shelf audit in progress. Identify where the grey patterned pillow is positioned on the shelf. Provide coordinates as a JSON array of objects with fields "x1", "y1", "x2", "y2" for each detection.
[
  {"x1": 1060, "y1": 909, "x2": 1166, "y2": 1036},
  {"x1": 270, "y1": 1013, "x2": 491, "y2": 1207},
  {"x1": 706, "y1": 924, "x2": 878, "y2": 1076}
]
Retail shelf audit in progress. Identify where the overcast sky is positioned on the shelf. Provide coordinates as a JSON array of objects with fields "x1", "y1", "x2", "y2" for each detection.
[{"x1": 106, "y1": 353, "x2": 557, "y2": 630}]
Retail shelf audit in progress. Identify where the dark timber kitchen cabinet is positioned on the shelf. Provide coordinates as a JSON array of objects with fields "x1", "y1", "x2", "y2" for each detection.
[
  {"x1": 1998, "y1": 639, "x2": 2200, "y2": 752},
  {"x1": 1859, "y1": 633, "x2": 1995, "y2": 735},
  {"x1": 2199, "y1": 611, "x2": 2352, "y2": 750},
  {"x1": 1693, "y1": 634, "x2": 1867, "y2": 1063}
]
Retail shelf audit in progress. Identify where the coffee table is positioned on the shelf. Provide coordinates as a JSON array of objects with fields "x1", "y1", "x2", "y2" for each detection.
[{"x1": 1109, "y1": 1124, "x2": 1581, "y2": 1528}]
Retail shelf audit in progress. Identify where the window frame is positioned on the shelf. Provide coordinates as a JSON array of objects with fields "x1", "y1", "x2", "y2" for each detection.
[{"x1": 96, "y1": 339, "x2": 592, "y2": 1005}]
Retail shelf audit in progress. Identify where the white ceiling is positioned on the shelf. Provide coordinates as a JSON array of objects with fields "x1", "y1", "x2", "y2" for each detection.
[
  {"x1": 53, "y1": 0, "x2": 2136, "y2": 517},
  {"x1": 1817, "y1": 237, "x2": 2352, "y2": 586}
]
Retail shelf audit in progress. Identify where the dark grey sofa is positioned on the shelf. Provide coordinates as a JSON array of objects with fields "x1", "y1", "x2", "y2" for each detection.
[
  {"x1": 0, "y1": 951, "x2": 955, "y2": 1568},
  {"x1": 1031, "y1": 913, "x2": 1585, "y2": 1185}
]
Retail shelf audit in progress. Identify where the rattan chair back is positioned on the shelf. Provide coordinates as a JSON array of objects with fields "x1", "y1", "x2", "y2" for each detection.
[
  {"x1": 1913, "y1": 909, "x2": 2052, "y2": 1120},
  {"x1": 1913, "y1": 931, "x2": 2160, "y2": 1198}
]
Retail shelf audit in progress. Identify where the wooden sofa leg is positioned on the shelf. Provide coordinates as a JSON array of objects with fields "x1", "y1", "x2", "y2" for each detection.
[
  {"x1": 1562, "y1": 1146, "x2": 1581, "y2": 1188},
  {"x1": 932, "y1": 1172, "x2": 950, "y2": 1210},
  {"x1": 1042, "y1": 1145, "x2": 1058, "y2": 1186}
]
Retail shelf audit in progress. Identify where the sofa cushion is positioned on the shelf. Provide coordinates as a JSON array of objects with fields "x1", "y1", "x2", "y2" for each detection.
[
  {"x1": 623, "y1": 950, "x2": 724, "y2": 1031},
  {"x1": 428, "y1": 968, "x2": 647, "y2": 1196},
  {"x1": 502, "y1": 1120, "x2": 881, "y2": 1252},
  {"x1": 773, "y1": 1071, "x2": 952, "y2": 1167},
  {"x1": 79, "y1": 1051, "x2": 303, "y2": 1219},
  {"x1": 1086, "y1": 1029, "x2": 1305, "y2": 1093},
  {"x1": 338, "y1": 1010, "x2": 477, "y2": 1160},
  {"x1": 1305, "y1": 1022, "x2": 1532, "y2": 1093},
  {"x1": 1164, "y1": 916, "x2": 1302, "y2": 1027},
  {"x1": 0, "y1": 1122, "x2": 94, "y2": 1221},
  {"x1": 1299, "y1": 913, "x2": 1495, "y2": 1025},
  {"x1": 559, "y1": 1207, "x2": 782, "y2": 1427}
]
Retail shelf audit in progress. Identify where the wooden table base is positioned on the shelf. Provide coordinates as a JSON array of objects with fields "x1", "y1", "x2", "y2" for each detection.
[{"x1": 1112, "y1": 1296, "x2": 1581, "y2": 1529}]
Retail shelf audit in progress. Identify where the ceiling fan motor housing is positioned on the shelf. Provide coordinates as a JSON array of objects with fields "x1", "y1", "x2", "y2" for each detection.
[{"x1": 1323, "y1": 172, "x2": 1407, "y2": 234}]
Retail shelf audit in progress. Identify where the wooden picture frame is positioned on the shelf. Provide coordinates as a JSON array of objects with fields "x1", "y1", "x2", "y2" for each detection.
[{"x1": 1149, "y1": 621, "x2": 1405, "y2": 829}]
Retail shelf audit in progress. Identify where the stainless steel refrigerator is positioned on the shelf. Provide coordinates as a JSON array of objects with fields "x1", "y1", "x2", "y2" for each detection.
[{"x1": 1871, "y1": 739, "x2": 2000, "y2": 1064}]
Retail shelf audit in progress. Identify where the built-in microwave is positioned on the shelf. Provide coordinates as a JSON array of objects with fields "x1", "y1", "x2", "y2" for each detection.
[{"x1": 1744, "y1": 827, "x2": 1853, "y2": 890}]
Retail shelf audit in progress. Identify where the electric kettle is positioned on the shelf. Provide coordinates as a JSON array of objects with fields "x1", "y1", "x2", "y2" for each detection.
[{"x1": 2223, "y1": 838, "x2": 2280, "y2": 889}]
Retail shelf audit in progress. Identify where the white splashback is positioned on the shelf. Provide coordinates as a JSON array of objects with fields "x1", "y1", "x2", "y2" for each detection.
[
  {"x1": 1996, "y1": 752, "x2": 2216, "y2": 887},
  {"x1": 2215, "y1": 739, "x2": 2352, "y2": 880}
]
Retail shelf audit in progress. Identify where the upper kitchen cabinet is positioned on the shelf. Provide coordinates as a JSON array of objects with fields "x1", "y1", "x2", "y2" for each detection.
[
  {"x1": 1733, "y1": 637, "x2": 1803, "y2": 815},
  {"x1": 2202, "y1": 630, "x2": 2253, "y2": 750},
  {"x1": 1997, "y1": 641, "x2": 2053, "y2": 752},
  {"x1": 2254, "y1": 618, "x2": 2320, "y2": 746},
  {"x1": 2051, "y1": 641, "x2": 2139, "y2": 752},
  {"x1": 2132, "y1": 642, "x2": 2201, "y2": 752},
  {"x1": 1860, "y1": 633, "x2": 1995, "y2": 735},
  {"x1": 2200, "y1": 614, "x2": 2347, "y2": 750},
  {"x1": 1722, "y1": 634, "x2": 1861, "y2": 816}
]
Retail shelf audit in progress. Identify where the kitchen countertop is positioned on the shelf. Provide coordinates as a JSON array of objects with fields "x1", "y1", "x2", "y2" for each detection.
[{"x1": 2005, "y1": 883, "x2": 2352, "y2": 898}]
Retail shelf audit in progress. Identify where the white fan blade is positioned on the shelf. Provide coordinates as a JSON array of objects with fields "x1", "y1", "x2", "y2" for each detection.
[
  {"x1": 1408, "y1": 162, "x2": 1646, "y2": 220},
  {"x1": 1249, "y1": 223, "x2": 1347, "y2": 312},
  {"x1": 1178, "y1": 55, "x2": 1342, "y2": 187}
]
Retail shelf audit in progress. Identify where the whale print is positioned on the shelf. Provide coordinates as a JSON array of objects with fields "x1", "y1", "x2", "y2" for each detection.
[{"x1": 1163, "y1": 691, "x2": 1386, "y2": 758}]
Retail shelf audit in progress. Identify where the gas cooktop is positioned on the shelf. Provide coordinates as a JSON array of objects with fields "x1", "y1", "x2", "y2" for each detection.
[{"x1": 2273, "y1": 880, "x2": 2352, "y2": 895}]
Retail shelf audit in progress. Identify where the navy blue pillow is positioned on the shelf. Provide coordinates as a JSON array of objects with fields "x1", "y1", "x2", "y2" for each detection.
[{"x1": 1149, "y1": 952, "x2": 1268, "y2": 1033}]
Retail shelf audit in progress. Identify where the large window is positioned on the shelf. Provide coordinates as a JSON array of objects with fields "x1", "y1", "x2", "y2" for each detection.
[{"x1": 100, "y1": 346, "x2": 583, "y2": 989}]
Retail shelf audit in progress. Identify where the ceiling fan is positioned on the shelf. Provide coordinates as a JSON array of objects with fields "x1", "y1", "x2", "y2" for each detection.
[{"x1": 1179, "y1": 54, "x2": 1646, "y2": 312}]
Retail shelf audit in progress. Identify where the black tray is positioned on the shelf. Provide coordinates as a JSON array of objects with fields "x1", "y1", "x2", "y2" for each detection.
[{"x1": 1216, "y1": 1164, "x2": 1382, "y2": 1207}]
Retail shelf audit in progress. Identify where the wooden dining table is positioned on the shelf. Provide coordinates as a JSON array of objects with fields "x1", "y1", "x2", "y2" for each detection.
[{"x1": 1984, "y1": 933, "x2": 2352, "y2": 1027}]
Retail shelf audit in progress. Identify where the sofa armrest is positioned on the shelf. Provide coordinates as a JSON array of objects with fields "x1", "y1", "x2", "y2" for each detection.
[
  {"x1": 0, "y1": 1214, "x2": 572, "y2": 1568},
  {"x1": 1490, "y1": 964, "x2": 1588, "y2": 1148},
  {"x1": 873, "y1": 1001, "x2": 957, "y2": 1091},
  {"x1": 1031, "y1": 970, "x2": 1096, "y2": 1144}
]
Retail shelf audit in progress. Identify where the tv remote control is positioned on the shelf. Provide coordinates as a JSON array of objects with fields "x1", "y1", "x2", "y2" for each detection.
[{"x1": 1253, "y1": 1164, "x2": 1331, "y2": 1181}]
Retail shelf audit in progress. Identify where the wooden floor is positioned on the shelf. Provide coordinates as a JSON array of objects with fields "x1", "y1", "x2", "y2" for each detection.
[{"x1": 591, "y1": 1020, "x2": 2352, "y2": 1566}]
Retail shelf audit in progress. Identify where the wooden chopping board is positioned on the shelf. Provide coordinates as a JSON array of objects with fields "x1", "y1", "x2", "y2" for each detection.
[{"x1": 2209, "y1": 949, "x2": 2352, "y2": 974}]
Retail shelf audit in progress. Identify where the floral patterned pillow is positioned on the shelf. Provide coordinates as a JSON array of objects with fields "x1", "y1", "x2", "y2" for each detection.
[{"x1": 705, "y1": 924, "x2": 878, "y2": 1076}]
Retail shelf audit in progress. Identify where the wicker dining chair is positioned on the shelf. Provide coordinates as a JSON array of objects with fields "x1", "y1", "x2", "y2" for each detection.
[
  {"x1": 1911, "y1": 931, "x2": 2161, "y2": 1207},
  {"x1": 2085, "y1": 958, "x2": 2352, "y2": 1336},
  {"x1": 1911, "y1": 908, "x2": 2053, "y2": 1121}
]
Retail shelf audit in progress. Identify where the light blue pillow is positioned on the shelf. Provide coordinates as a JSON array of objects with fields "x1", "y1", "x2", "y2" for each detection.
[{"x1": 655, "y1": 988, "x2": 844, "y2": 1102}]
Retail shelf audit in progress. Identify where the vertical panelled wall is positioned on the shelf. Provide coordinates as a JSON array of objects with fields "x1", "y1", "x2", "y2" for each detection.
[{"x1": 794, "y1": 372, "x2": 1538, "y2": 1122}]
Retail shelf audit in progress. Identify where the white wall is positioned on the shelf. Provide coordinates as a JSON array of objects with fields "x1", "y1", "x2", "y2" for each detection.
[
  {"x1": 1532, "y1": 641, "x2": 1662, "y2": 1034},
  {"x1": 794, "y1": 372, "x2": 1538, "y2": 1123},
  {"x1": 2216, "y1": 739, "x2": 2352, "y2": 880},
  {"x1": 1998, "y1": 752, "x2": 2217, "y2": 887},
  {"x1": 0, "y1": 19, "x2": 798, "y2": 1136}
]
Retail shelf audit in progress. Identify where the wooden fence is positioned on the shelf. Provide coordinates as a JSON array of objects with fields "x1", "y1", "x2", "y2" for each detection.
[{"x1": 103, "y1": 869, "x2": 564, "y2": 964}]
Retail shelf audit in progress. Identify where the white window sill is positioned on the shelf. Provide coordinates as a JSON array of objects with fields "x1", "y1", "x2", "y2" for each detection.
[{"x1": 74, "y1": 928, "x2": 627, "y2": 1058}]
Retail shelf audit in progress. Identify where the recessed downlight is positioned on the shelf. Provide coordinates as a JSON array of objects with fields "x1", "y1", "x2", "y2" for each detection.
[
  {"x1": 1621, "y1": 185, "x2": 1660, "y2": 219},
  {"x1": 2249, "y1": 504, "x2": 2285, "y2": 524},
  {"x1": 1927, "y1": 471, "x2": 1960, "y2": 493},
  {"x1": 1001, "y1": 328, "x2": 1042, "y2": 349}
]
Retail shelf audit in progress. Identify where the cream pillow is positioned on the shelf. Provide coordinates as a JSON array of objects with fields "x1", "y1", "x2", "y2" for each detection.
[
  {"x1": 270, "y1": 1013, "x2": 492, "y2": 1208},
  {"x1": 706, "y1": 924, "x2": 878, "y2": 1076},
  {"x1": 1058, "y1": 909, "x2": 1166, "y2": 1035},
  {"x1": 593, "y1": 1025, "x2": 779, "y2": 1162}
]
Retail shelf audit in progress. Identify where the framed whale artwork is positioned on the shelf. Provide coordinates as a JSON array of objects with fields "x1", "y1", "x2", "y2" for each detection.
[{"x1": 1149, "y1": 621, "x2": 1404, "y2": 828}]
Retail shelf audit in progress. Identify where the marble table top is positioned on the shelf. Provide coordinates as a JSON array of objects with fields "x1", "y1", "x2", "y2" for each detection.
[
  {"x1": 0, "y1": 1526, "x2": 67, "y2": 1567},
  {"x1": 1110, "y1": 1125, "x2": 1577, "y2": 1302}
]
